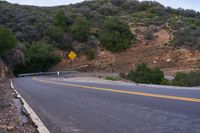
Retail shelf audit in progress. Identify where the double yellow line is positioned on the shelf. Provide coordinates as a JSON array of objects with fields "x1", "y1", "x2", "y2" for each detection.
[{"x1": 33, "y1": 77, "x2": 200, "y2": 103}]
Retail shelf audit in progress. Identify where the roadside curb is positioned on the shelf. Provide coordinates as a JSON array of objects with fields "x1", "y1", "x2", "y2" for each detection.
[
  {"x1": 10, "y1": 80, "x2": 50, "y2": 133},
  {"x1": 60, "y1": 77, "x2": 200, "y2": 90},
  {"x1": 139, "y1": 84, "x2": 200, "y2": 90}
]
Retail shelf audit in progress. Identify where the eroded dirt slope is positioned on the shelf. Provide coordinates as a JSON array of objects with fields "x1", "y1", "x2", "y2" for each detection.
[{"x1": 51, "y1": 27, "x2": 200, "y2": 76}]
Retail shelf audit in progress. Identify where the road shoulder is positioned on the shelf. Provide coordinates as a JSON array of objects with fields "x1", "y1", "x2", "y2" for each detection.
[{"x1": 10, "y1": 80, "x2": 50, "y2": 133}]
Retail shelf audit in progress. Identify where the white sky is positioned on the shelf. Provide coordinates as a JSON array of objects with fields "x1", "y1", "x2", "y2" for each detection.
[
  {"x1": 140, "y1": 0, "x2": 200, "y2": 12},
  {"x1": 5, "y1": 0, "x2": 85, "y2": 6},
  {"x1": 4, "y1": 0, "x2": 200, "y2": 11}
]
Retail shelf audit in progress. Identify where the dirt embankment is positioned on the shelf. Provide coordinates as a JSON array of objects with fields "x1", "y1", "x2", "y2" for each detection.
[
  {"x1": 0, "y1": 59, "x2": 9, "y2": 79},
  {"x1": 0, "y1": 59, "x2": 37, "y2": 133},
  {"x1": 51, "y1": 27, "x2": 200, "y2": 76}
]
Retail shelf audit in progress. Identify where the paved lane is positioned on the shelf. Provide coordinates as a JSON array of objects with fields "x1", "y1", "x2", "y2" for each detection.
[{"x1": 13, "y1": 76, "x2": 200, "y2": 133}]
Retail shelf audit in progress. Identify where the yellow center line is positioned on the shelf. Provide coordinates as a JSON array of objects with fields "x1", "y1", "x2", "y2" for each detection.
[{"x1": 32, "y1": 77, "x2": 200, "y2": 103}]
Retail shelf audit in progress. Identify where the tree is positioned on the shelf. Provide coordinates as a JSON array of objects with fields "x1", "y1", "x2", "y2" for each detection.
[
  {"x1": 0, "y1": 26, "x2": 16, "y2": 55},
  {"x1": 97, "y1": 3, "x2": 118, "y2": 16},
  {"x1": 151, "y1": 68, "x2": 165, "y2": 84},
  {"x1": 25, "y1": 42, "x2": 61, "y2": 72},
  {"x1": 172, "y1": 71, "x2": 200, "y2": 87},
  {"x1": 45, "y1": 26, "x2": 64, "y2": 42},
  {"x1": 13, "y1": 42, "x2": 61, "y2": 75},
  {"x1": 69, "y1": 16, "x2": 90, "y2": 41},
  {"x1": 54, "y1": 9, "x2": 66, "y2": 28},
  {"x1": 53, "y1": 9, "x2": 74, "y2": 29},
  {"x1": 99, "y1": 16, "x2": 136, "y2": 52},
  {"x1": 127, "y1": 63, "x2": 164, "y2": 84}
]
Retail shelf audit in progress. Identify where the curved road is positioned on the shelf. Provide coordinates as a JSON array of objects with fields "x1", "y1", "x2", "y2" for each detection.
[{"x1": 13, "y1": 76, "x2": 200, "y2": 133}]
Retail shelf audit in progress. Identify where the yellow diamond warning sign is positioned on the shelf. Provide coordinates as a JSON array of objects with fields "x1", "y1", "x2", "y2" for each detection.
[{"x1": 68, "y1": 51, "x2": 76, "y2": 60}]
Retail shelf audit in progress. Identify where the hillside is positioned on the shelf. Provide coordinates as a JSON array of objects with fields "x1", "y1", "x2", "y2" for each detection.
[{"x1": 1, "y1": 0, "x2": 200, "y2": 75}]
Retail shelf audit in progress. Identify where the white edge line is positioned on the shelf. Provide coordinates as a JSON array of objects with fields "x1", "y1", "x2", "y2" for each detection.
[{"x1": 10, "y1": 80, "x2": 50, "y2": 133}]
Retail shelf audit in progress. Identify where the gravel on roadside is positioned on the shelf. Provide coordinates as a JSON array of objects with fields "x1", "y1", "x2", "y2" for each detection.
[{"x1": 0, "y1": 78, "x2": 37, "y2": 133}]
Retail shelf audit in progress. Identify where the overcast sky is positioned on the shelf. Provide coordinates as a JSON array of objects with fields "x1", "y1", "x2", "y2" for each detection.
[
  {"x1": 5, "y1": 0, "x2": 200, "y2": 11},
  {"x1": 6, "y1": 0, "x2": 84, "y2": 6},
  {"x1": 144, "y1": 0, "x2": 200, "y2": 12}
]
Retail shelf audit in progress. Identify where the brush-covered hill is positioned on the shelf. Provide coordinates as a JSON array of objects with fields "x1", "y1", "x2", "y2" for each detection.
[{"x1": 1, "y1": 0, "x2": 200, "y2": 75}]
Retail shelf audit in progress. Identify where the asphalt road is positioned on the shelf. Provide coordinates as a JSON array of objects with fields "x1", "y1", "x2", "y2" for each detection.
[{"x1": 13, "y1": 76, "x2": 200, "y2": 133}]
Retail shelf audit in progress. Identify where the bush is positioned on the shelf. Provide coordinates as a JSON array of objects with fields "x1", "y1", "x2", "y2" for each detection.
[
  {"x1": 54, "y1": 9, "x2": 66, "y2": 28},
  {"x1": 45, "y1": 26, "x2": 73, "y2": 50},
  {"x1": 99, "y1": 16, "x2": 136, "y2": 52},
  {"x1": 76, "y1": 5, "x2": 93, "y2": 18},
  {"x1": 122, "y1": 1, "x2": 140, "y2": 13},
  {"x1": 144, "y1": 30, "x2": 155, "y2": 40},
  {"x1": 45, "y1": 26, "x2": 64, "y2": 42},
  {"x1": 87, "y1": 35, "x2": 99, "y2": 47},
  {"x1": 149, "y1": 4, "x2": 166, "y2": 16},
  {"x1": 172, "y1": 72, "x2": 188, "y2": 86},
  {"x1": 83, "y1": 47, "x2": 96, "y2": 60},
  {"x1": 97, "y1": 2, "x2": 118, "y2": 16},
  {"x1": 59, "y1": 33, "x2": 73, "y2": 50},
  {"x1": 105, "y1": 76, "x2": 120, "y2": 81},
  {"x1": 119, "y1": 72, "x2": 126, "y2": 78},
  {"x1": 169, "y1": 16, "x2": 200, "y2": 49},
  {"x1": 0, "y1": 26, "x2": 16, "y2": 55},
  {"x1": 151, "y1": 68, "x2": 165, "y2": 84},
  {"x1": 69, "y1": 16, "x2": 90, "y2": 41},
  {"x1": 171, "y1": 27, "x2": 200, "y2": 49},
  {"x1": 111, "y1": 0, "x2": 125, "y2": 6},
  {"x1": 2, "y1": 42, "x2": 25, "y2": 69},
  {"x1": 132, "y1": 12, "x2": 166, "y2": 27},
  {"x1": 13, "y1": 42, "x2": 61, "y2": 75},
  {"x1": 126, "y1": 63, "x2": 164, "y2": 84},
  {"x1": 172, "y1": 71, "x2": 200, "y2": 87},
  {"x1": 161, "y1": 79, "x2": 172, "y2": 85},
  {"x1": 53, "y1": 9, "x2": 74, "y2": 29}
]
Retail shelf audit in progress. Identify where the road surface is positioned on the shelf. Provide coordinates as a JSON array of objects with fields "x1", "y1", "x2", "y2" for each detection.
[{"x1": 13, "y1": 76, "x2": 200, "y2": 133}]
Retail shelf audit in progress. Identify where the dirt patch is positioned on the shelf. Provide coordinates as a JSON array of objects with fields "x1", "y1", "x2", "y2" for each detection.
[
  {"x1": 154, "y1": 29, "x2": 171, "y2": 45},
  {"x1": 0, "y1": 78, "x2": 37, "y2": 133},
  {"x1": 51, "y1": 28, "x2": 200, "y2": 76}
]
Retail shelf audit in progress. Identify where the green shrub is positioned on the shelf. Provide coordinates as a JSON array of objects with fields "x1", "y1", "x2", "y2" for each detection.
[
  {"x1": 53, "y1": 9, "x2": 74, "y2": 29},
  {"x1": 83, "y1": 47, "x2": 96, "y2": 60},
  {"x1": 99, "y1": 16, "x2": 136, "y2": 52},
  {"x1": 13, "y1": 42, "x2": 61, "y2": 75},
  {"x1": 148, "y1": 4, "x2": 166, "y2": 16},
  {"x1": 161, "y1": 79, "x2": 172, "y2": 85},
  {"x1": 172, "y1": 71, "x2": 200, "y2": 87},
  {"x1": 126, "y1": 63, "x2": 164, "y2": 84},
  {"x1": 97, "y1": 2, "x2": 118, "y2": 16},
  {"x1": 132, "y1": 11, "x2": 166, "y2": 27},
  {"x1": 69, "y1": 16, "x2": 90, "y2": 41},
  {"x1": 0, "y1": 26, "x2": 16, "y2": 55},
  {"x1": 169, "y1": 16, "x2": 200, "y2": 49},
  {"x1": 105, "y1": 76, "x2": 120, "y2": 81},
  {"x1": 151, "y1": 68, "x2": 165, "y2": 84},
  {"x1": 171, "y1": 26, "x2": 200, "y2": 48},
  {"x1": 45, "y1": 26, "x2": 64, "y2": 42},
  {"x1": 172, "y1": 72, "x2": 188, "y2": 86},
  {"x1": 45, "y1": 26, "x2": 73, "y2": 50},
  {"x1": 54, "y1": 9, "x2": 66, "y2": 28}
]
